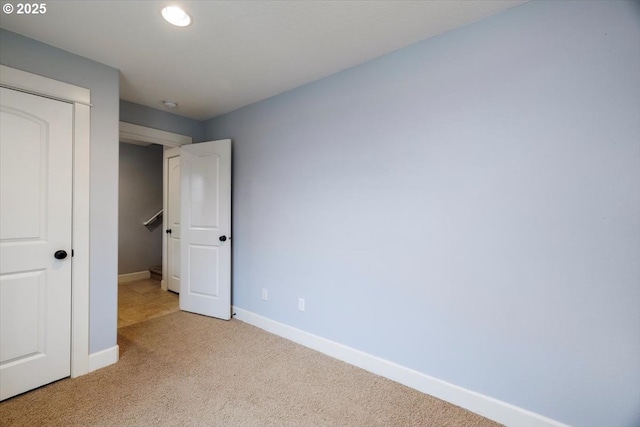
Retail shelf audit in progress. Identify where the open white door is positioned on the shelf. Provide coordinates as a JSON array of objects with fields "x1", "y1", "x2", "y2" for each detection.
[
  {"x1": 179, "y1": 139, "x2": 231, "y2": 320},
  {"x1": 166, "y1": 149, "x2": 181, "y2": 293}
]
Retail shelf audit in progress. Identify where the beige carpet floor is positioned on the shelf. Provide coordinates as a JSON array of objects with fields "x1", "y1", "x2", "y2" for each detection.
[{"x1": 1, "y1": 311, "x2": 501, "y2": 426}]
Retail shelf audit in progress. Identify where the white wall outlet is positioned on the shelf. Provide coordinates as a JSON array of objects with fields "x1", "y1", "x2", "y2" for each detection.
[
  {"x1": 261, "y1": 288, "x2": 268, "y2": 301},
  {"x1": 298, "y1": 298, "x2": 305, "y2": 311}
]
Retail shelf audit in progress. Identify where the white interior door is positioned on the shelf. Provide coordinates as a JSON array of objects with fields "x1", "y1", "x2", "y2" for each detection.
[
  {"x1": 179, "y1": 139, "x2": 231, "y2": 320},
  {"x1": 166, "y1": 152, "x2": 181, "y2": 293},
  {"x1": 0, "y1": 87, "x2": 73, "y2": 400}
]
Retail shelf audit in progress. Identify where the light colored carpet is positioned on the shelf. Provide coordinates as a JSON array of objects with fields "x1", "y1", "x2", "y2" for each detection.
[{"x1": 1, "y1": 311, "x2": 502, "y2": 426}]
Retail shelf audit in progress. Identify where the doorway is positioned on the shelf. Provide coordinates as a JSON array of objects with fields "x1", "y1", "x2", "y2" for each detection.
[
  {"x1": 118, "y1": 122, "x2": 233, "y2": 323},
  {"x1": 117, "y1": 141, "x2": 177, "y2": 327},
  {"x1": 117, "y1": 123, "x2": 191, "y2": 327}
]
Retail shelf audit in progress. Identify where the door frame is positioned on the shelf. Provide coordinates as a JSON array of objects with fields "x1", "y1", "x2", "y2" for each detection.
[
  {"x1": 0, "y1": 65, "x2": 91, "y2": 377},
  {"x1": 117, "y1": 122, "x2": 191, "y2": 291}
]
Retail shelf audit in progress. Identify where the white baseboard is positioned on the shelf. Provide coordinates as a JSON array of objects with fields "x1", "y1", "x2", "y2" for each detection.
[
  {"x1": 118, "y1": 270, "x2": 150, "y2": 284},
  {"x1": 232, "y1": 307, "x2": 567, "y2": 427},
  {"x1": 88, "y1": 345, "x2": 119, "y2": 372}
]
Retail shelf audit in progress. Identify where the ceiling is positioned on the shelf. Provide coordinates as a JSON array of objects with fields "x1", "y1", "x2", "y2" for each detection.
[{"x1": 1, "y1": 1, "x2": 526, "y2": 121}]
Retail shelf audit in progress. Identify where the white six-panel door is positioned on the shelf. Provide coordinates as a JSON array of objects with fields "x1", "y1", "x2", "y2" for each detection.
[
  {"x1": 0, "y1": 87, "x2": 73, "y2": 400},
  {"x1": 179, "y1": 140, "x2": 231, "y2": 320},
  {"x1": 167, "y1": 153, "x2": 181, "y2": 293}
]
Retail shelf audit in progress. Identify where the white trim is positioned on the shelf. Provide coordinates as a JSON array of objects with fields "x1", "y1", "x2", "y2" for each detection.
[
  {"x1": 71, "y1": 103, "x2": 91, "y2": 377},
  {"x1": 118, "y1": 271, "x2": 151, "y2": 284},
  {"x1": 1, "y1": 65, "x2": 92, "y2": 379},
  {"x1": 119, "y1": 121, "x2": 192, "y2": 147},
  {"x1": 0, "y1": 64, "x2": 91, "y2": 106},
  {"x1": 88, "y1": 345, "x2": 119, "y2": 372},
  {"x1": 233, "y1": 308, "x2": 568, "y2": 427}
]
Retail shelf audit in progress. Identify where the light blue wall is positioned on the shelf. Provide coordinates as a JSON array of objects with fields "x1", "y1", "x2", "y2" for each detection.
[
  {"x1": 120, "y1": 100, "x2": 204, "y2": 142},
  {"x1": 203, "y1": 1, "x2": 640, "y2": 426},
  {"x1": 0, "y1": 29, "x2": 120, "y2": 353}
]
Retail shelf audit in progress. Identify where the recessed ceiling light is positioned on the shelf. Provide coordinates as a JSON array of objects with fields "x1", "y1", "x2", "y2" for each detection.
[{"x1": 161, "y1": 6, "x2": 192, "y2": 27}]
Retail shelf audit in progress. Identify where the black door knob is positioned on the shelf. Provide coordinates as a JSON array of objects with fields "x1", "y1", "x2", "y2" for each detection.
[
  {"x1": 219, "y1": 236, "x2": 227, "y2": 242},
  {"x1": 166, "y1": 229, "x2": 172, "y2": 234},
  {"x1": 54, "y1": 250, "x2": 68, "y2": 260}
]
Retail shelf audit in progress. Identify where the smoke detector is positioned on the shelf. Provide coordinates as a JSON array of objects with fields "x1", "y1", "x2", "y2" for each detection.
[{"x1": 162, "y1": 100, "x2": 178, "y2": 109}]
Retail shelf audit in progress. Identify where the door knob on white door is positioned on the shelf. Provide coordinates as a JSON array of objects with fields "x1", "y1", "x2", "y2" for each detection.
[{"x1": 54, "y1": 250, "x2": 68, "y2": 260}]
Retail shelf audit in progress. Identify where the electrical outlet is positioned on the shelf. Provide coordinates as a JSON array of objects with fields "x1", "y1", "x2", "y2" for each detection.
[
  {"x1": 298, "y1": 298, "x2": 305, "y2": 311},
  {"x1": 261, "y1": 288, "x2": 268, "y2": 301}
]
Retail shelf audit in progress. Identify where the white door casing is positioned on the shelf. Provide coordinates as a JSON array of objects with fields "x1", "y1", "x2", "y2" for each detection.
[
  {"x1": 179, "y1": 140, "x2": 232, "y2": 320},
  {"x1": 0, "y1": 87, "x2": 72, "y2": 400},
  {"x1": 1, "y1": 65, "x2": 90, "y2": 382},
  {"x1": 167, "y1": 152, "x2": 181, "y2": 293}
]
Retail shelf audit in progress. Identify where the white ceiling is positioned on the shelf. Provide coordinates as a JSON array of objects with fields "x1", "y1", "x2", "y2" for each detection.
[{"x1": 1, "y1": 1, "x2": 526, "y2": 120}]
